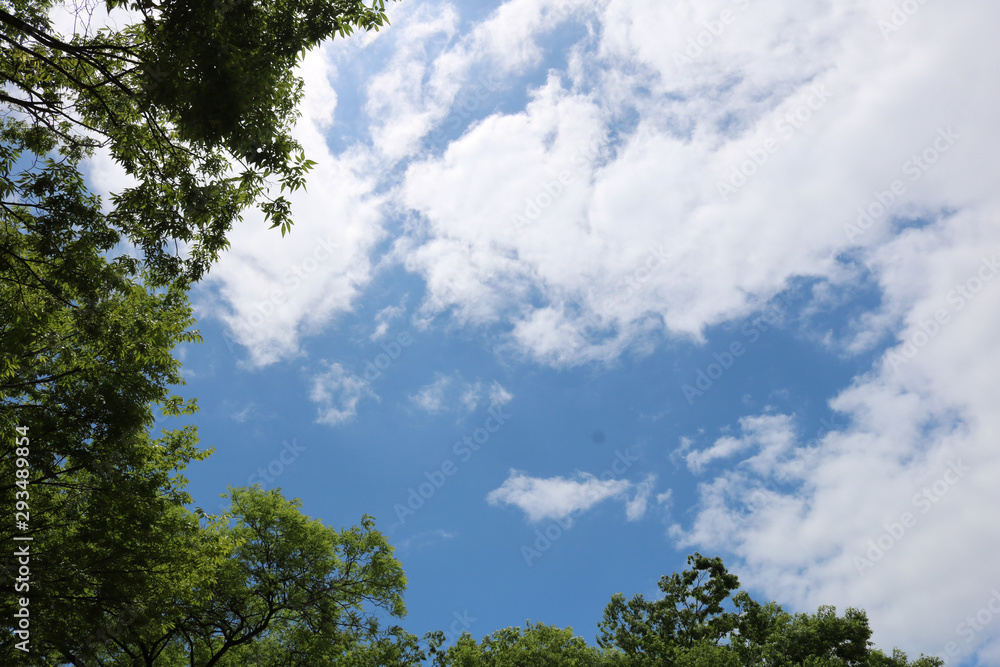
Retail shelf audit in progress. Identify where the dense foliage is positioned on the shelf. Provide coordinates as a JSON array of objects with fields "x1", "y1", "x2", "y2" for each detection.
[
  {"x1": 2, "y1": 0, "x2": 390, "y2": 282},
  {"x1": 432, "y1": 554, "x2": 944, "y2": 667},
  {"x1": 1, "y1": 0, "x2": 394, "y2": 662}
]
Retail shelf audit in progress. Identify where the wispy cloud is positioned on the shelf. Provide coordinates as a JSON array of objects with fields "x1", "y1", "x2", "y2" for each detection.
[
  {"x1": 371, "y1": 303, "x2": 406, "y2": 341},
  {"x1": 231, "y1": 403, "x2": 256, "y2": 424},
  {"x1": 488, "y1": 380, "x2": 514, "y2": 408},
  {"x1": 625, "y1": 474, "x2": 657, "y2": 521},
  {"x1": 310, "y1": 362, "x2": 378, "y2": 425},
  {"x1": 411, "y1": 373, "x2": 514, "y2": 413},
  {"x1": 684, "y1": 415, "x2": 796, "y2": 475},
  {"x1": 410, "y1": 373, "x2": 453, "y2": 413},
  {"x1": 396, "y1": 529, "x2": 457, "y2": 552},
  {"x1": 460, "y1": 380, "x2": 484, "y2": 411}
]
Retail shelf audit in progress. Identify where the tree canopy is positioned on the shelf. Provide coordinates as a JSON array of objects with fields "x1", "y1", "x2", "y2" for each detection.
[
  {"x1": 594, "y1": 553, "x2": 943, "y2": 667},
  {"x1": 437, "y1": 554, "x2": 945, "y2": 667},
  {"x1": 1, "y1": 0, "x2": 391, "y2": 284},
  {"x1": 1, "y1": 0, "x2": 396, "y2": 662},
  {"x1": 62, "y1": 487, "x2": 421, "y2": 667}
]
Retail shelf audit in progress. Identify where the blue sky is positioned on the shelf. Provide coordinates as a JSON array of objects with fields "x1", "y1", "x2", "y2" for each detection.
[{"x1": 72, "y1": 0, "x2": 1000, "y2": 663}]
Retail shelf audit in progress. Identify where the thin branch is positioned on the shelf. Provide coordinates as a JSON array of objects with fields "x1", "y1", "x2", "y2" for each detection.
[{"x1": 0, "y1": 367, "x2": 80, "y2": 390}]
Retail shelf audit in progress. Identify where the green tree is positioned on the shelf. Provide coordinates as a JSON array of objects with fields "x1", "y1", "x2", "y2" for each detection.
[
  {"x1": 0, "y1": 159, "x2": 215, "y2": 661},
  {"x1": 1, "y1": 1, "x2": 396, "y2": 659},
  {"x1": 597, "y1": 552, "x2": 741, "y2": 665},
  {"x1": 728, "y1": 594, "x2": 945, "y2": 667},
  {"x1": 1, "y1": 0, "x2": 393, "y2": 283},
  {"x1": 437, "y1": 621, "x2": 614, "y2": 667},
  {"x1": 597, "y1": 554, "x2": 946, "y2": 667},
  {"x1": 47, "y1": 486, "x2": 420, "y2": 666}
]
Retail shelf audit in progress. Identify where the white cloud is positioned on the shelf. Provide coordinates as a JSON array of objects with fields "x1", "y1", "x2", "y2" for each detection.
[
  {"x1": 310, "y1": 361, "x2": 378, "y2": 425},
  {"x1": 460, "y1": 380, "x2": 484, "y2": 411},
  {"x1": 671, "y1": 232, "x2": 1000, "y2": 656},
  {"x1": 685, "y1": 414, "x2": 796, "y2": 475},
  {"x1": 389, "y1": 0, "x2": 999, "y2": 374},
  {"x1": 410, "y1": 373, "x2": 513, "y2": 413},
  {"x1": 365, "y1": 0, "x2": 603, "y2": 162},
  {"x1": 365, "y1": 2, "x2": 464, "y2": 161},
  {"x1": 625, "y1": 474, "x2": 657, "y2": 521},
  {"x1": 410, "y1": 373, "x2": 454, "y2": 413},
  {"x1": 684, "y1": 436, "x2": 747, "y2": 475},
  {"x1": 488, "y1": 380, "x2": 514, "y2": 408},
  {"x1": 487, "y1": 469, "x2": 632, "y2": 521},
  {"x1": 397, "y1": 528, "x2": 457, "y2": 551},
  {"x1": 231, "y1": 403, "x2": 255, "y2": 424},
  {"x1": 371, "y1": 303, "x2": 406, "y2": 341}
]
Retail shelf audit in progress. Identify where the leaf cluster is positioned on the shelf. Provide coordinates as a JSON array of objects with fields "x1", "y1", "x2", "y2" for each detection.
[{"x1": 2, "y1": 0, "x2": 392, "y2": 283}]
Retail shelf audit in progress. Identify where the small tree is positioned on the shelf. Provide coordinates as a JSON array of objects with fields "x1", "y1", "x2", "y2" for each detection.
[
  {"x1": 597, "y1": 553, "x2": 741, "y2": 665},
  {"x1": 597, "y1": 554, "x2": 946, "y2": 667},
  {"x1": 438, "y1": 621, "x2": 612, "y2": 667},
  {"x1": 65, "y1": 486, "x2": 420, "y2": 666}
]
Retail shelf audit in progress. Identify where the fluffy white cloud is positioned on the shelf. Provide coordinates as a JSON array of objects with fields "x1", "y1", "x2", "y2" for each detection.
[
  {"x1": 487, "y1": 470, "x2": 633, "y2": 521},
  {"x1": 394, "y1": 0, "x2": 999, "y2": 373},
  {"x1": 672, "y1": 233, "x2": 1000, "y2": 656},
  {"x1": 365, "y1": 2, "x2": 464, "y2": 161}
]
